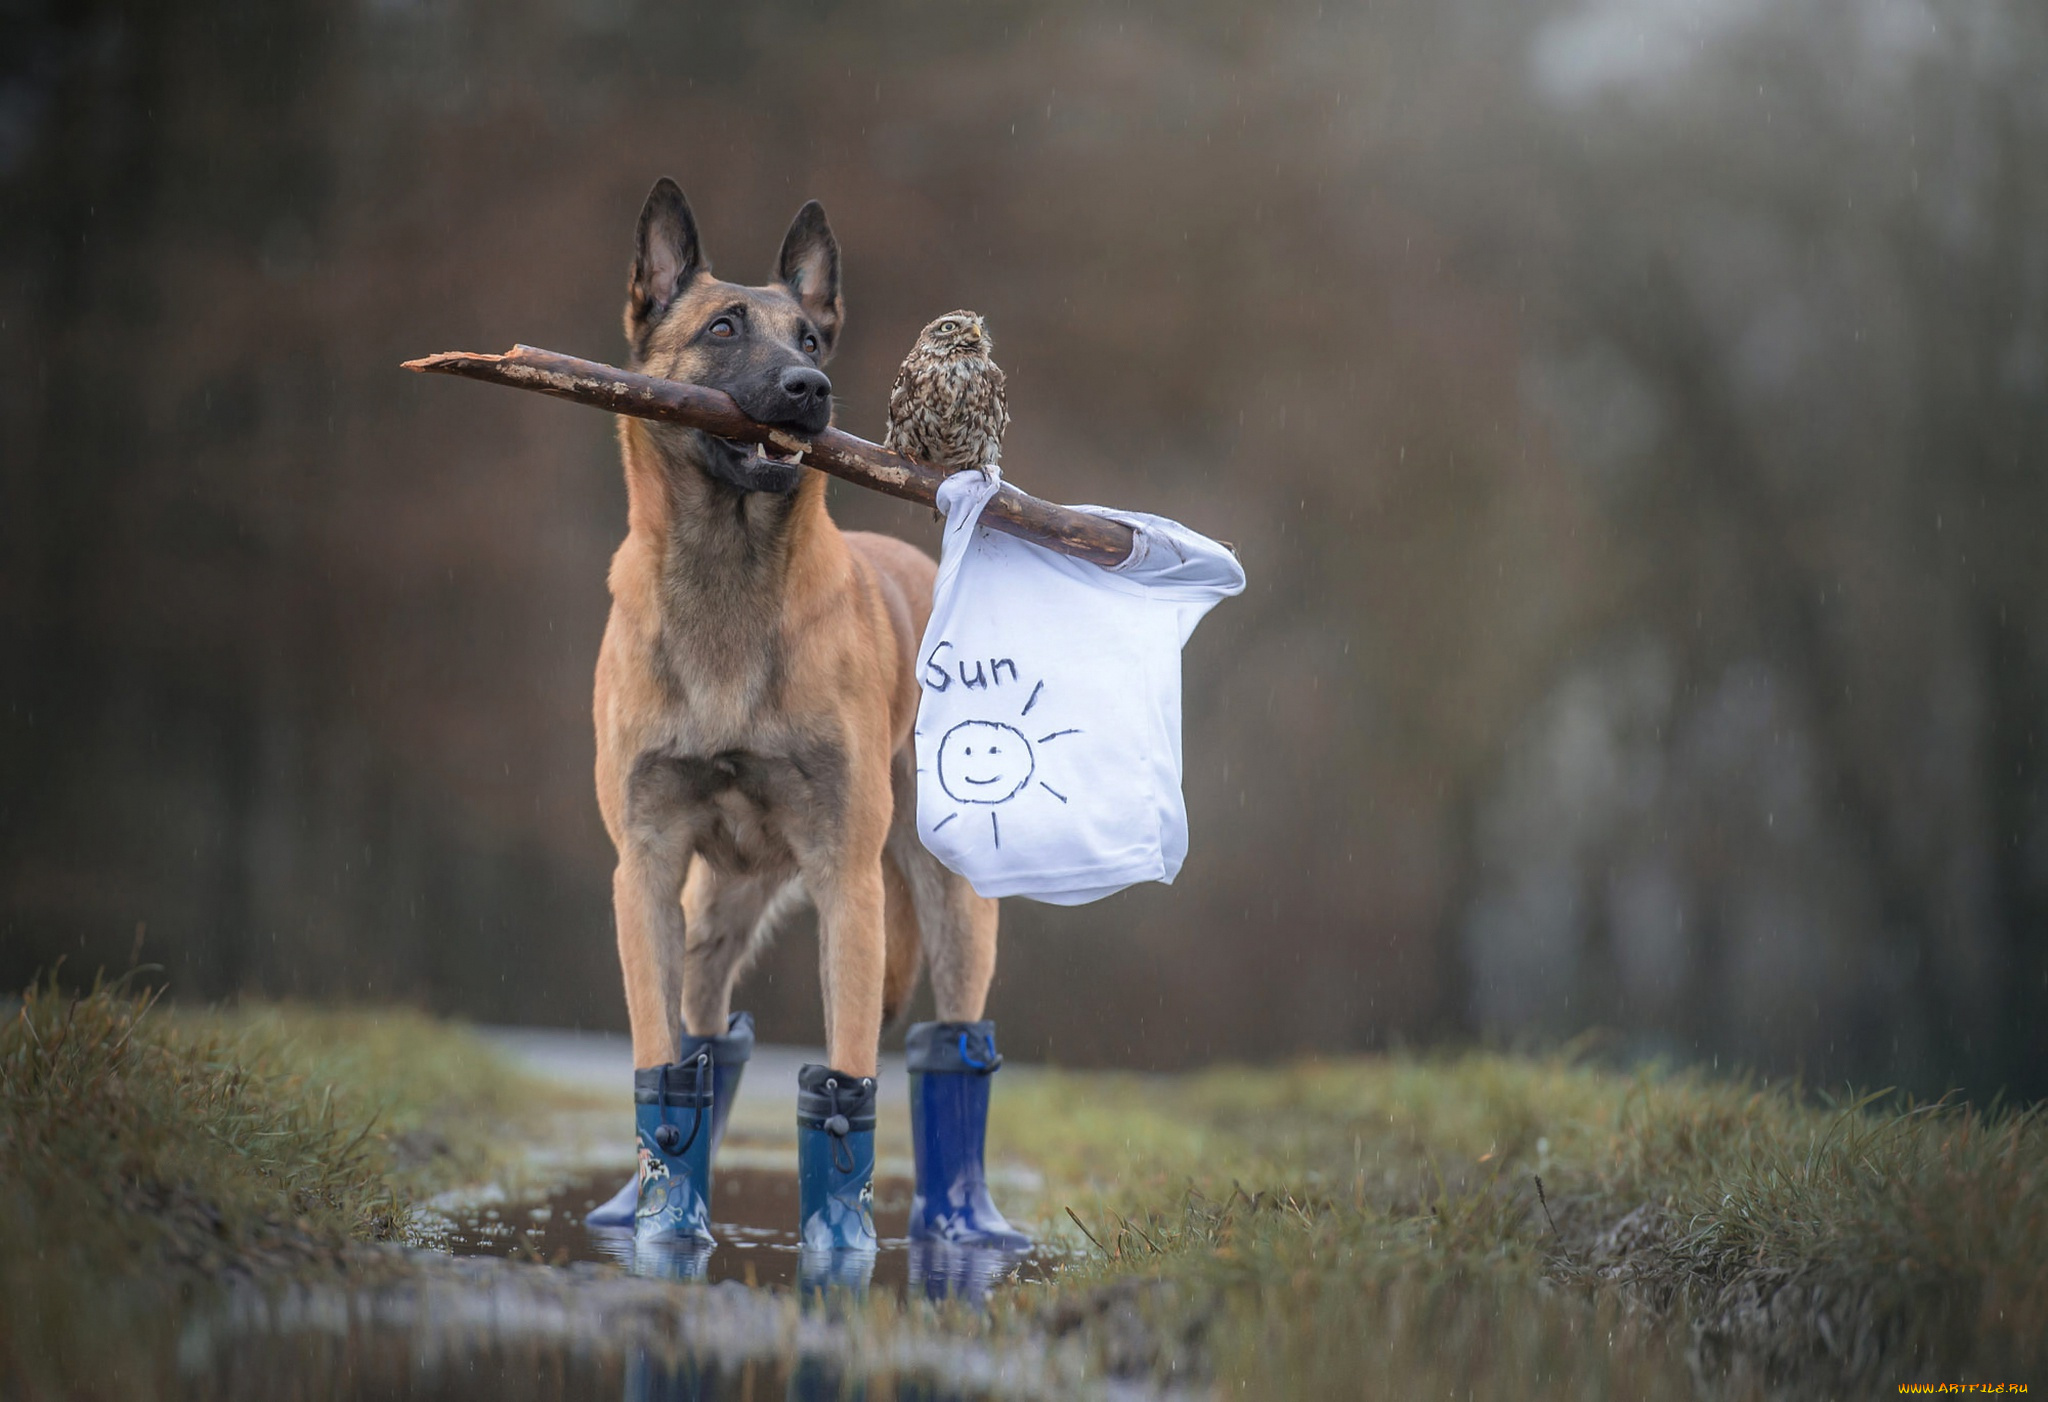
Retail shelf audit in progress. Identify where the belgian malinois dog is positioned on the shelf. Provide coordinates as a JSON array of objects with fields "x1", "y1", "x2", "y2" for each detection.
[{"x1": 595, "y1": 178, "x2": 998, "y2": 1085}]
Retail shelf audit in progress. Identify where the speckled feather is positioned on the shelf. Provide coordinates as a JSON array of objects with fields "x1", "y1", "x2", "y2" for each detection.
[{"x1": 883, "y1": 309, "x2": 1009, "y2": 474}]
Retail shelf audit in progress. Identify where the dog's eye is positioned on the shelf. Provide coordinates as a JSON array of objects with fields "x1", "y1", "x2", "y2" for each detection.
[
  {"x1": 709, "y1": 318, "x2": 736, "y2": 338},
  {"x1": 802, "y1": 332, "x2": 818, "y2": 355}
]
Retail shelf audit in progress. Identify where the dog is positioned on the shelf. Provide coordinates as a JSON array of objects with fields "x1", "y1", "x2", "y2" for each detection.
[{"x1": 593, "y1": 178, "x2": 998, "y2": 1083}]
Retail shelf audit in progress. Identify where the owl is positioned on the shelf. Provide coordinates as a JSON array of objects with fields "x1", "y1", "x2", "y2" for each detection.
[{"x1": 883, "y1": 310, "x2": 1009, "y2": 477}]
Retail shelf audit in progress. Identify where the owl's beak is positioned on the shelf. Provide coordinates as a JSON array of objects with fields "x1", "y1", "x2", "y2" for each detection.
[{"x1": 971, "y1": 317, "x2": 989, "y2": 347}]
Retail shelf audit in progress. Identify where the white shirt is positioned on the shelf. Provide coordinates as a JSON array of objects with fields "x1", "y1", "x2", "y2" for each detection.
[{"x1": 913, "y1": 467, "x2": 1245, "y2": 904}]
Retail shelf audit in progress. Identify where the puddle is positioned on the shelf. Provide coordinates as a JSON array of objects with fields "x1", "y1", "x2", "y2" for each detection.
[
  {"x1": 429, "y1": 1167, "x2": 1062, "y2": 1302},
  {"x1": 179, "y1": 1270, "x2": 1047, "y2": 1401},
  {"x1": 177, "y1": 1170, "x2": 1093, "y2": 1398},
  {"x1": 189, "y1": 1332, "x2": 811, "y2": 1401},
  {"x1": 189, "y1": 1335, "x2": 1006, "y2": 1401}
]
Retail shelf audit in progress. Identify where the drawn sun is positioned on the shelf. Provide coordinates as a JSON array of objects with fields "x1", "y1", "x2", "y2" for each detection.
[{"x1": 924, "y1": 679, "x2": 1079, "y2": 850}]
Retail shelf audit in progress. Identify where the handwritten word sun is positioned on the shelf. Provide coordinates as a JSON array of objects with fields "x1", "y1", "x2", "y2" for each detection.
[{"x1": 917, "y1": 642, "x2": 1079, "y2": 850}]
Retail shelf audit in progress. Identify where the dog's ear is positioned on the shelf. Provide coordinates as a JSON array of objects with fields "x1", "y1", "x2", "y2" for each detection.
[
  {"x1": 626, "y1": 178, "x2": 705, "y2": 347},
  {"x1": 774, "y1": 200, "x2": 842, "y2": 357}
]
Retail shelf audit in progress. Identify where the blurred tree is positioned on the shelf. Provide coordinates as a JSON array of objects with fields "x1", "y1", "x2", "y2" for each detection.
[
  {"x1": 1, "y1": 0, "x2": 2039, "y2": 1097},
  {"x1": 1463, "y1": 0, "x2": 2048, "y2": 1095}
]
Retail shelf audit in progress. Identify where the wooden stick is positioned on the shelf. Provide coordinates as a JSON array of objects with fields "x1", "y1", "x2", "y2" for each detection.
[{"x1": 401, "y1": 344, "x2": 1136, "y2": 567}]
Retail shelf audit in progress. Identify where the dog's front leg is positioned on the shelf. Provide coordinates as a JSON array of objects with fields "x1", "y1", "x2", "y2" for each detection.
[
  {"x1": 614, "y1": 841, "x2": 691, "y2": 1068},
  {"x1": 796, "y1": 749, "x2": 892, "y2": 1078},
  {"x1": 813, "y1": 859, "x2": 889, "y2": 1078},
  {"x1": 794, "y1": 797, "x2": 891, "y2": 1255}
]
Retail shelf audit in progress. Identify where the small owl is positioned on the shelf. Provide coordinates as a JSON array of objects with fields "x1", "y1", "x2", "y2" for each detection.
[{"x1": 883, "y1": 310, "x2": 1009, "y2": 477}]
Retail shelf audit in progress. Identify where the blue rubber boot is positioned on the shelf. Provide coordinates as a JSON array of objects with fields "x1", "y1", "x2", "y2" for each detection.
[
  {"x1": 631, "y1": 1050, "x2": 715, "y2": 1247},
  {"x1": 906, "y1": 1020, "x2": 1031, "y2": 1250},
  {"x1": 587, "y1": 1013, "x2": 754, "y2": 1231},
  {"x1": 796, "y1": 1063, "x2": 877, "y2": 1252}
]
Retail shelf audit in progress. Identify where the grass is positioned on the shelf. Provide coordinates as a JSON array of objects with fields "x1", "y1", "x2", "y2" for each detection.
[
  {"x1": 167, "y1": 998, "x2": 584, "y2": 1200},
  {"x1": 0, "y1": 976, "x2": 572, "y2": 1400},
  {"x1": 990, "y1": 1057, "x2": 2047, "y2": 1397},
  {"x1": 3, "y1": 979, "x2": 2040, "y2": 1399}
]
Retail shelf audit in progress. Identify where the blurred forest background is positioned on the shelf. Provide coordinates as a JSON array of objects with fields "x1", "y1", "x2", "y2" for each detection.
[{"x1": 3, "y1": 0, "x2": 2043, "y2": 1100}]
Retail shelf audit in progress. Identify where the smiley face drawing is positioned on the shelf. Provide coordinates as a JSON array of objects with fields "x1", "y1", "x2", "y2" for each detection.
[
  {"x1": 938, "y1": 721, "x2": 1034, "y2": 804},
  {"x1": 921, "y1": 671, "x2": 1080, "y2": 850}
]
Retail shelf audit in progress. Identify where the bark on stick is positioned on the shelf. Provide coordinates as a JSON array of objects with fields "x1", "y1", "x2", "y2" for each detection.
[{"x1": 401, "y1": 344, "x2": 1136, "y2": 567}]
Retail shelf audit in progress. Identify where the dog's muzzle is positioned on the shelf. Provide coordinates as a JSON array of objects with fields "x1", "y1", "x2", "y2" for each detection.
[
  {"x1": 704, "y1": 434, "x2": 808, "y2": 494},
  {"x1": 704, "y1": 365, "x2": 830, "y2": 494}
]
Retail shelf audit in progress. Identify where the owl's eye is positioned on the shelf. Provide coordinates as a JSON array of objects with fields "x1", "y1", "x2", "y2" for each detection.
[
  {"x1": 709, "y1": 317, "x2": 736, "y2": 338},
  {"x1": 802, "y1": 332, "x2": 819, "y2": 355},
  {"x1": 938, "y1": 320, "x2": 959, "y2": 334}
]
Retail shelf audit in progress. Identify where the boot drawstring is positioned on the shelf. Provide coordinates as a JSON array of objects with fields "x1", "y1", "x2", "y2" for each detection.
[
  {"x1": 957, "y1": 1030, "x2": 1003, "y2": 1073},
  {"x1": 820, "y1": 1076, "x2": 873, "y2": 1175},
  {"x1": 654, "y1": 1050, "x2": 711, "y2": 1156}
]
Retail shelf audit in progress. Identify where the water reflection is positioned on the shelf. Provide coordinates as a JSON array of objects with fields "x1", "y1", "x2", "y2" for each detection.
[
  {"x1": 185, "y1": 1325, "x2": 1004, "y2": 1401},
  {"x1": 794, "y1": 1246, "x2": 877, "y2": 1298},
  {"x1": 623, "y1": 1348, "x2": 998, "y2": 1402},
  {"x1": 623, "y1": 1236, "x2": 717, "y2": 1284},
  {"x1": 907, "y1": 1243, "x2": 1033, "y2": 1305},
  {"x1": 178, "y1": 1241, "x2": 1046, "y2": 1401}
]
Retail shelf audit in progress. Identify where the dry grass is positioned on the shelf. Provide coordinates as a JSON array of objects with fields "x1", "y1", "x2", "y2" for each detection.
[
  {"x1": 170, "y1": 999, "x2": 584, "y2": 1200},
  {"x1": 991, "y1": 1056, "x2": 2046, "y2": 1398},
  {"x1": 0, "y1": 977, "x2": 561, "y2": 1400}
]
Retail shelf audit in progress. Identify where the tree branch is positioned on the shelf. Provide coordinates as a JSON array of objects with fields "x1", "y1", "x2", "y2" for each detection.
[{"x1": 401, "y1": 344, "x2": 1136, "y2": 567}]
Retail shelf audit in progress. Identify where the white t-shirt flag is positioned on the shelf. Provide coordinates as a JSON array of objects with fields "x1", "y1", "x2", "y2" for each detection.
[{"x1": 913, "y1": 466, "x2": 1245, "y2": 905}]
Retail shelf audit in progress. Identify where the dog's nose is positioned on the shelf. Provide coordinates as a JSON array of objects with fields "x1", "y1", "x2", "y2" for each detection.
[{"x1": 778, "y1": 366, "x2": 833, "y2": 425}]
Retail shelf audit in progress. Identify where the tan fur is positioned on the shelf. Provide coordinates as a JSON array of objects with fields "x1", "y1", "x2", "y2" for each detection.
[{"x1": 593, "y1": 184, "x2": 997, "y2": 1077}]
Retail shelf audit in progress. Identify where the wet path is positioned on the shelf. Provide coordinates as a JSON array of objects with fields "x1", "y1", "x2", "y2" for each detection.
[{"x1": 429, "y1": 1165, "x2": 1059, "y2": 1300}]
